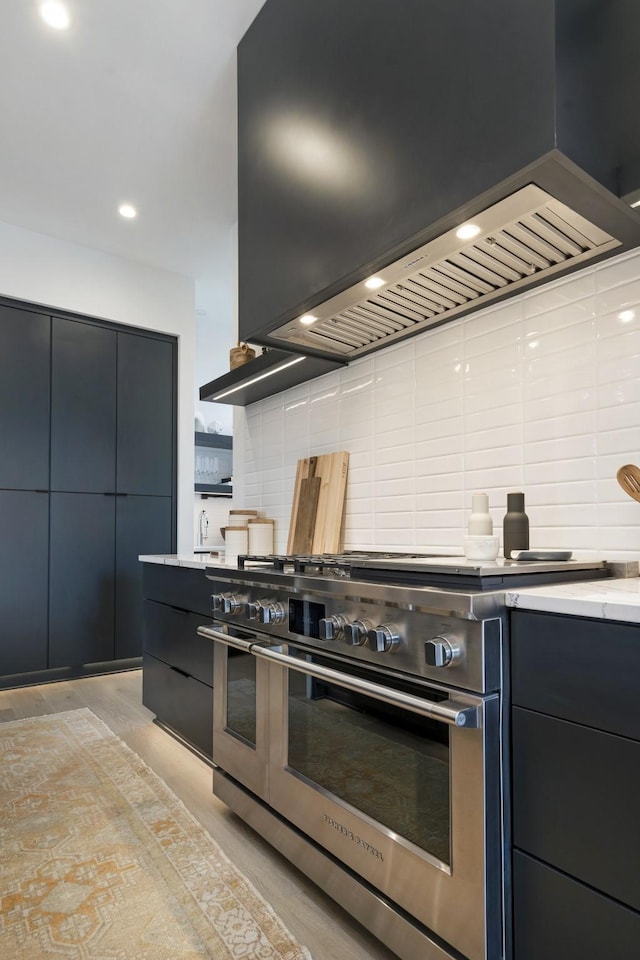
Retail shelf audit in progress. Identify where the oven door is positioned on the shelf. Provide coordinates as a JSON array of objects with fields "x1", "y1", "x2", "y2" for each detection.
[
  {"x1": 200, "y1": 623, "x2": 272, "y2": 801},
  {"x1": 255, "y1": 641, "x2": 501, "y2": 960}
]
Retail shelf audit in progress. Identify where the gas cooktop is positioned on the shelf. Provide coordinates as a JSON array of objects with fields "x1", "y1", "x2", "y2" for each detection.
[{"x1": 230, "y1": 550, "x2": 609, "y2": 591}]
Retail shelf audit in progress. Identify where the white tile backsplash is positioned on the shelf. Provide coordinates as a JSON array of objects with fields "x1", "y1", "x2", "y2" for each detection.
[{"x1": 234, "y1": 246, "x2": 640, "y2": 558}]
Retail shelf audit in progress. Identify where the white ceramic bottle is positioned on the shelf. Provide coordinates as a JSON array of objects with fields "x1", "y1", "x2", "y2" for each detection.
[{"x1": 468, "y1": 493, "x2": 493, "y2": 535}]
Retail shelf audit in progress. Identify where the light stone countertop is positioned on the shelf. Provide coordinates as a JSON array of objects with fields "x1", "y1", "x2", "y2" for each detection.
[
  {"x1": 506, "y1": 577, "x2": 640, "y2": 624},
  {"x1": 138, "y1": 552, "x2": 223, "y2": 571}
]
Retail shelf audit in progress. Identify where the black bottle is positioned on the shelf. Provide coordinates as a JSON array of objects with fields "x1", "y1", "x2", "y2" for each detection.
[{"x1": 503, "y1": 492, "x2": 529, "y2": 559}]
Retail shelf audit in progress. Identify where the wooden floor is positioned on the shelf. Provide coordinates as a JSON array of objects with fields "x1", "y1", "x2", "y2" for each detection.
[{"x1": 0, "y1": 670, "x2": 398, "y2": 960}]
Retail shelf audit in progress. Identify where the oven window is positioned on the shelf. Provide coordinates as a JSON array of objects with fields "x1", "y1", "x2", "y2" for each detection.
[
  {"x1": 225, "y1": 649, "x2": 257, "y2": 746},
  {"x1": 287, "y1": 668, "x2": 451, "y2": 864}
]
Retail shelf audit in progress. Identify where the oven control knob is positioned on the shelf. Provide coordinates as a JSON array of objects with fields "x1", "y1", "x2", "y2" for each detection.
[
  {"x1": 319, "y1": 615, "x2": 346, "y2": 641},
  {"x1": 344, "y1": 620, "x2": 371, "y2": 647},
  {"x1": 213, "y1": 593, "x2": 242, "y2": 615},
  {"x1": 259, "y1": 601, "x2": 286, "y2": 625},
  {"x1": 247, "y1": 601, "x2": 261, "y2": 621},
  {"x1": 425, "y1": 636, "x2": 460, "y2": 668},
  {"x1": 367, "y1": 624, "x2": 401, "y2": 653},
  {"x1": 221, "y1": 594, "x2": 243, "y2": 615}
]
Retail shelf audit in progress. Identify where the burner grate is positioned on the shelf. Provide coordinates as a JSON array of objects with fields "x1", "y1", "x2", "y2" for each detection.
[{"x1": 236, "y1": 551, "x2": 422, "y2": 574}]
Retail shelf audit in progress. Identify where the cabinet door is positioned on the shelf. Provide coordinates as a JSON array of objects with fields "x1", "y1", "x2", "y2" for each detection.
[
  {"x1": 117, "y1": 333, "x2": 174, "y2": 496},
  {"x1": 143, "y1": 599, "x2": 214, "y2": 686},
  {"x1": 142, "y1": 653, "x2": 213, "y2": 758},
  {"x1": 114, "y1": 494, "x2": 173, "y2": 660},
  {"x1": 0, "y1": 305, "x2": 50, "y2": 490},
  {"x1": 143, "y1": 563, "x2": 214, "y2": 617},
  {"x1": 49, "y1": 492, "x2": 115, "y2": 667},
  {"x1": 513, "y1": 706, "x2": 640, "y2": 913},
  {"x1": 0, "y1": 490, "x2": 49, "y2": 674},
  {"x1": 51, "y1": 318, "x2": 117, "y2": 493},
  {"x1": 513, "y1": 851, "x2": 640, "y2": 960}
]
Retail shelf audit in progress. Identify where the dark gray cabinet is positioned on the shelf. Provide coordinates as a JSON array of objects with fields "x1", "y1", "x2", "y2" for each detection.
[
  {"x1": 49, "y1": 492, "x2": 115, "y2": 668},
  {"x1": 48, "y1": 319, "x2": 175, "y2": 665},
  {"x1": 51, "y1": 318, "x2": 117, "y2": 493},
  {"x1": 117, "y1": 333, "x2": 174, "y2": 497},
  {"x1": 0, "y1": 298, "x2": 177, "y2": 685},
  {"x1": 142, "y1": 563, "x2": 214, "y2": 760},
  {"x1": 115, "y1": 496, "x2": 173, "y2": 660},
  {"x1": 0, "y1": 305, "x2": 50, "y2": 490},
  {"x1": 0, "y1": 490, "x2": 49, "y2": 674},
  {"x1": 511, "y1": 610, "x2": 640, "y2": 959}
]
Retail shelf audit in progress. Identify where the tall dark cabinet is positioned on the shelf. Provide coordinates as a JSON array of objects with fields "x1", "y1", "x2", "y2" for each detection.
[
  {"x1": 0, "y1": 301, "x2": 177, "y2": 687},
  {"x1": 0, "y1": 305, "x2": 51, "y2": 677}
]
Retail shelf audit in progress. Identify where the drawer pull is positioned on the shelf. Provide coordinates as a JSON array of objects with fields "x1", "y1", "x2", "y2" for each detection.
[{"x1": 169, "y1": 665, "x2": 190, "y2": 679}]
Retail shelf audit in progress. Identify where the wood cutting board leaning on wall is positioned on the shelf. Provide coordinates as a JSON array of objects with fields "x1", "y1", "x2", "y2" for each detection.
[{"x1": 287, "y1": 452, "x2": 349, "y2": 554}]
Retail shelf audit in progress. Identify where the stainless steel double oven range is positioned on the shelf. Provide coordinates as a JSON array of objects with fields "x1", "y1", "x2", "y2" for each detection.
[{"x1": 197, "y1": 552, "x2": 607, "y2": 960}]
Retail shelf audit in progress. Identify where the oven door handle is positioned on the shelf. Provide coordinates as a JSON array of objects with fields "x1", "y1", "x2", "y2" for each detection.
[
  {"x1": 252, "y1": 644, "x2": 482, "y2": 729},
  {"x1": 196, "y1": 624, "x2": 257, "y2": 652}
]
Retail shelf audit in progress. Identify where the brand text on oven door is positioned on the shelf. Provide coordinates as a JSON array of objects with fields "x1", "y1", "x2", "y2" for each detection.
[{"x1": 322, "y1": 814, "x2": 384, "y2": 861}]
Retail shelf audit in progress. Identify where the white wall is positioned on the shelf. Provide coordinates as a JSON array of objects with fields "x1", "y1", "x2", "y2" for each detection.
[
  {"x1": 0, "y1": 218, "x2": 196, "y2": 551},
  {"x1": 192, "y1": 223, "x2": 239, "y2": 549},
  {"x1": 194, "y1": 225, "x2": 237, "y2": 436},
  {"x1": 234, "y1": 245, "x2": 640, "y2": 561}
]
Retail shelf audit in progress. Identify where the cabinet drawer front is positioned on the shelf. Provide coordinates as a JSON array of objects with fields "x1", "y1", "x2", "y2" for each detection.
[
  {"x1": 513, "y1": 707, "x2": 640, "y2": 912},
  {"x1": 142, "y1": 653, "x2": 213, "y2": 759},
  {"x1": 143, "y1": 600, "x2": 213, "y2": 687},
  {"x1": 513, "y1": 851, "x2": 640, "y2": 960},
  {"x1": 142, "y1": 563, "x2": 213, "y2": 617},
  {"x1": 511, "y1": 610, "x2": 640, "y2": 740}
]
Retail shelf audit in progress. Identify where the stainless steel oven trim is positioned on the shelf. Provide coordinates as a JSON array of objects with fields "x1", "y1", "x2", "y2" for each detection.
[
  {"x1": 208, "y1": 628, "x2": 272, "y2": 800},
  {"x1": 205, "y1": 564, "x2": 508, "y2": 619},
  {"x1": 252, "y1": 642, "x2": 482, "y2": 729}
]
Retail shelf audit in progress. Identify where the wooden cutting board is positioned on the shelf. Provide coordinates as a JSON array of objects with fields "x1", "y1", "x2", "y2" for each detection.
[
  {"x1": 287, "y1": 451, "x2": 349, "y2": 554},
  {"x1": 289, "y1": 456, "x2": 321, "y2": 554}
]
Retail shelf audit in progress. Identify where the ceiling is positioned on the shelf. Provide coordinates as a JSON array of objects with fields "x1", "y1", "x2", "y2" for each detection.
[{"x1": 0, "y1": 0, "x2": 266, "y2": 282}]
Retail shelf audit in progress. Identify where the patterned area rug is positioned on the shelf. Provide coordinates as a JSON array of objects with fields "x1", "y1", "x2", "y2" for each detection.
[{"x1": 0, "y1": 708, "x2": 312, "y2": 960}]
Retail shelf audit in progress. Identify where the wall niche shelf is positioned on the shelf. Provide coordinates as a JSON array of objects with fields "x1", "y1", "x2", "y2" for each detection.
[{"x1": 195, "y1": 432, "x2": 232, "y2": 497}]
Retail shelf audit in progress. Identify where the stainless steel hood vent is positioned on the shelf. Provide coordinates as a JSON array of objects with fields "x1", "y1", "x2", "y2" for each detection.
[{"x1": 269, "y1": 185, "x2": 619, "y2": 359}]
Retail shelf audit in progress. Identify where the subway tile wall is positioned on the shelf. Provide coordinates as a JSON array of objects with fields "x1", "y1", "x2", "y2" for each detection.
[{"x1": 233, "y1": 246, "x2": 640, "y2": 560}]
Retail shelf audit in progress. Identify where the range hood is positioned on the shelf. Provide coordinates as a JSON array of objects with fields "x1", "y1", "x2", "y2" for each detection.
[
  {"x1": 239, "y1": 0, "x2": 640, "y2": 365},
  {"x1": 269, "y1": 183, "x2": 627, "y2": 359}
]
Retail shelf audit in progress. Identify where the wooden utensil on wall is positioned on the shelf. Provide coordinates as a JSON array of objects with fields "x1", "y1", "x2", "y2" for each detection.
[{"x1": 617, "y1": 463, "x2": 640, "y2": 503}]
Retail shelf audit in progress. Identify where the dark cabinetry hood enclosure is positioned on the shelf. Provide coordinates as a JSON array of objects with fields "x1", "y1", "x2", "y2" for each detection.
[{"x1": 238, "y1": 0, "x2": 640, "y2": 363}]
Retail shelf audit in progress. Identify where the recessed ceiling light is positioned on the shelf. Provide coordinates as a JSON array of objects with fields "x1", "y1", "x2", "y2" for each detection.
[
  {"x1": 618, "y1": 309, "x2": 635, "y2": 323},
  {"x1": 39, "y1": 1, "x2": 71, "y2": 30},
  {"x1": 631, "y1": 199, "x2": 640, "y2": 209},
  {"x1": 456, "y1": 223, "x2": 481, "y2": 241},
  {"x1": 364, "y1": 276, "x2": 385, "y2": 290},
  {"x1": 299, "y1": 314, "x2": 317, "y2": 326},
  {"x1": 118, "y1": 203, "x2": 137, "y2": 219}
]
